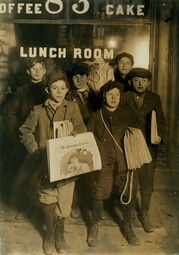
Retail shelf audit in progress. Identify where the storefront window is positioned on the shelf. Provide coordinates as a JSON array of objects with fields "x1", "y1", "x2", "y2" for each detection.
[{"x1": 14, "y1": 23, "x2": 150, "y2": 68}]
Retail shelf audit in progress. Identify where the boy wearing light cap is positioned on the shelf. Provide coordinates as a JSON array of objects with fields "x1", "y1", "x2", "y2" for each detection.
[{"x1": 122, "y1": 68, "x2": 165, "y2": 233}]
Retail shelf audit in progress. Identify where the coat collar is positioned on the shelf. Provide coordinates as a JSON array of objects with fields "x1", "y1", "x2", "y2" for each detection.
[
  {"x1": 128, "y1": 90, "x2": 151, "y2": 114},
  {"x1": 44, "y1": 98, "x2": 67, "y2": 108}
]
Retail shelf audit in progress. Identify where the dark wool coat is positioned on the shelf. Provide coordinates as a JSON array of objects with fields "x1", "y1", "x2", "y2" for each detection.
[
  {"x1": 87, "y1": 105, "x2": 136, "y2": 172},
  {"x1": 87, "y1": 105, "x2": 137, "y2": 199},
  {"x1": 122, "y1": 90, "x2": 165, "y2": 158},
  {"x1": 3, "y1": 79, "x2": 48, "y2": 141},
  {"x1": 2, "y1": 79, "x2": 48, "y2": 188},
  {"x1": 19, "y1": 99, "x2": 87, "y2": 189},
  {"x1": 66, "y1": 88, "x2": 99, "y2": 124},
  {"x1": 114, "y1": 69, "x2": 132, "y2": 92}
]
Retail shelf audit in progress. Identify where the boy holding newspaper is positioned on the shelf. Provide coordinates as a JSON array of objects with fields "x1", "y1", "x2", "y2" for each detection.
[{"x1": 19, "y1": 71, "x2": 86, "y2": 255}]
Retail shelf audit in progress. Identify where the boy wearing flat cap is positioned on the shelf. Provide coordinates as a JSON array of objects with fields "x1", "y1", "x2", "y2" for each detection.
[
  {"x1": 66, "y1": 62, "x2": 99, "y2": 219},
  {"x1": 114, "y1": 52, "x2": 134, "y2": 92},
  {"x1": 67, "y1": 61, "x2": 98, "y2": 124},
  {"x1": 19, "y1": 71, "x2": 86, "y2": 254},
  {"x1": 122, "y1": 67, "x2": 165, "y2": 233}
]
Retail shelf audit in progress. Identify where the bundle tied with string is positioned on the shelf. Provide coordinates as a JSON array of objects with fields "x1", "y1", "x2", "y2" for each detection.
[
  {"x1": 120, "y1": 127, "x2": 152, "y2": 205},
  {"x1": 124, "y1": 127, "x2": 152, "y2": 170}
]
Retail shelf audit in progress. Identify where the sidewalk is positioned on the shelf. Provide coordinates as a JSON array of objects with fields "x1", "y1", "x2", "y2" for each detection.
[{"x1": 0, "y1": 189, "x2": 179, "y2": 255}]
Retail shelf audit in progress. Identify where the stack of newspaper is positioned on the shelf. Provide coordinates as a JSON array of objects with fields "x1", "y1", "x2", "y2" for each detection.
[{"x1": 124, "y1": 127, "x2": 152, "y2": 170}]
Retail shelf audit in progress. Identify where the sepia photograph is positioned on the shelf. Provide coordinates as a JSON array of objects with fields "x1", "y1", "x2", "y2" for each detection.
[{"x1": 0, "y1": 0, "x2": 179, "y2": 254}]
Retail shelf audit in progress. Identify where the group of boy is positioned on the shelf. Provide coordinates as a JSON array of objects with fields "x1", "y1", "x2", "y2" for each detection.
[{"x1": 2, "y1": 52, "x2": 165, "y2": 254}]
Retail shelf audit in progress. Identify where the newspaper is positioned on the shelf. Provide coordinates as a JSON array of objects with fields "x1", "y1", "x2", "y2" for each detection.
[{"x1": 46, "y1": 132, "x2": 101, "y2": 182}]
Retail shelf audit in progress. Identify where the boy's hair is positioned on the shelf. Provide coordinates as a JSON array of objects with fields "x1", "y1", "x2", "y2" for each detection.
[
  {"x1": 128, "y1": 68, "x2": 152, "y2": 80},
  {"x1": 115, "y1": 52, "x2": 134, "y2": 66},
  {"x1": 47, "y1": 71, "x2": 69, "y2": 89},
  {"x1": 25, "y1": 57, "x2": 46, "y2": 70},
  {"x1": 100, "y1": 80, "x2": 123, "y2": 99},
  {"x1": 71, "y1": 62, "x2": 89, "y2": 76}
]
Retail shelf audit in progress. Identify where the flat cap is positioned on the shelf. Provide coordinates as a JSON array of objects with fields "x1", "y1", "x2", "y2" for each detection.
[
  {"x1": 100, "y1": 80, "x2": 124, "y2": 95},
  {"x1": 128, "y1": 68, "x2": 151, "y2": 80},
  {"x1": 47, "y1": 70, "x2": 69, "y2": 88},
  {"x1": 71, "y1": 62, "x2": 89, "y2": 76},
  {"x1": 115, "y1": 52, "x2": 134, "y2": 65}
]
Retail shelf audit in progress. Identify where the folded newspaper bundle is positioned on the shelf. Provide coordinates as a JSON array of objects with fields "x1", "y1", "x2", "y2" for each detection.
[
  {"x1": 124, "y1": 127, "x2": 152, "y2": 170},
  {"x1": 151, "y1": 110, "x2": 160, "y2": 144}
]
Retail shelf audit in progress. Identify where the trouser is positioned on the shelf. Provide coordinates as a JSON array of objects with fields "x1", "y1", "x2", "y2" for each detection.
[
  {"x1": 2, "y1": 140, "x2": 26, "y2": 200},
  {"x1": 115, "y1": 170, "x2": 139, "y2": 223},
  {"x1": 90, "y1": 169, "x2": 139, "y2": 224},
  {"x1": 72, "y1": 173, "x2": 92, "y2": 211},
  {"x1": 137, "y1": 159, "x2": 157, "y2": 211},
  {"x1": 91, "y1": 163, "x2": 117, "y2": 200},
  {"x1": 89, "y1": 163, "x2": 117, "y2": 222},
  {"x1": 12, "y1": 153, "x2": 41, "y2": 212},
  {"x1": 39, "y1": 181, "x2": 75, "y2": 218}
]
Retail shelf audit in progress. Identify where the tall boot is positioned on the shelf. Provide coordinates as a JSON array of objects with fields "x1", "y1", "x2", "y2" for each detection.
[
  {"x1": 41, "y1": 203, "x2": 56, "y2": 255},
  {"x1": 122, "y1": 222, "x2": 140, "y2": 246},
  {"x1": 137, "y1": 193, "x2": 154, "y2": 233},
  {"x1": 87, "y1": 219, "x2": 98, "y2": 247},
  {"x1": 117, "y1": 205, "x2": 140, "y2": 246},
  {"x1": 55, "y1": 217, "x2": 68, "y2": 253},
  {"x1": 87, "y1": 199, "x2": 100, "y2": 247},
  {"x1": 139, "y1": 210, "x2": 154, "y2": 233}
]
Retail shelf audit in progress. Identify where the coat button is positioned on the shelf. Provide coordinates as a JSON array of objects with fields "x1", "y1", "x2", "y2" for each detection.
[{"x1": 104, "y1": 138, "x2": 107, "y2": 142}]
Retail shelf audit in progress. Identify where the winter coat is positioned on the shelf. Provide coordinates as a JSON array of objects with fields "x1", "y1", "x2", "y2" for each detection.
[
  {"x1": 19, "y1": 99, "x2": 87, "y2": 190},
  {"x1": 87, "y1": 105, "x2": 136, "y2": 172},
  {"x1": 122, "y1": 90, "x2": 165, "y2": 158},
  {"x1": 66, "y1": 88, "x2": 99, "y2": 124},
  {"x1": 3, "y1": 78, "x2": 48, "y2": 142},
  {"x1": 114, "y1": 69, "x2": 132, "y2": 92}
]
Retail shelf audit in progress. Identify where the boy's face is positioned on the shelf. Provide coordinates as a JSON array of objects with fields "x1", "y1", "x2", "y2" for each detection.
[
  {"x1": 27, "y1": 63, "x2": 46, "y2": 81},
  {"x1": 117, "y1": 57, "x2": 133, "y2": 76},
  {"x1": 72, "y1": 74, "x2": 87, "y2": 90},
  {"x1": 132, "y1": 77, "x2": 150, "y2": 93},
  {"x1": 47, "y1": 80, "x2": 68, "y2": 103},
  {"x1": 105, "y1": 87, "x2": 120, "y2": 110}
]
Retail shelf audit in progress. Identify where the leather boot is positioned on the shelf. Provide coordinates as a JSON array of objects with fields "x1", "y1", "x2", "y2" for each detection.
[
  {"x1": 122, "y1": 223, "x2": 140, "y2": 246},
  {"x1": 42, "y1": 204, "x2": 56, "y2": 255},
  {"x1": 139, "y1": 210, "x2": 154, "y2": 233},
  {"x1": 87, "y1": 221, "x2": 98, "y2": 247},
  {"x1": 55, "y1": 217, "x2": 68, "y2": 253},
  {"x1": 115, "y1": 202, "x2": 140, "y2": 246}
]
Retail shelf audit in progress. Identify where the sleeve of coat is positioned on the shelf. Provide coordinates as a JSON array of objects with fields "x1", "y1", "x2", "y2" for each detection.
[
  {"x1": 87, "y1": 112, "x2": 96, "y2": 133},
  {"x1": 154, "y1": 94, "x2": 166, "y2": 141},
  {"x1": 71, "y1": 102, "x2": 87, "y2": 134},
  {"x1": 19, "y1": 107, "x2": 39, "y2": 154},
  {"x1": 3, "y1": 90, "x2": 21, "y2": 137}
]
